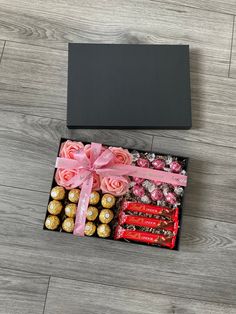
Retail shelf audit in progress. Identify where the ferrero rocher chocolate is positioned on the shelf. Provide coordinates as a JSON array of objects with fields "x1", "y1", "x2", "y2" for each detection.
[
  {"x1": 97, "y1": 224, "x2": 111, "y2": 238},
  {"x1": 101, "y1": 194, "x2": 116, "y2": 208},
  {"x1": 51, "y1": 186, "x2": 65, "y2": 200},
  {"x1": 48, "y1": 200, "x2": 63, "y2": 215},
  {"x1": 86, "y1": 206, "x2": 98, "y2": 221},
  {"x1": 89, "y1": 191, "x2": 100, "y2": 205},
  {"x1": 99, "y1": 209, "x2": 114, "y2": 224},
  {"x1": 68, "y1": 189, "x2": 80, "y2": 203},
  {"x1": 62, "y1": 217, "x2": 75, "y2": 233},
  {"x1": 84, "y1": 222, "x2": 96, "y2": 236},
  {"x1": 65, "y1": 203, "x2": 77, "y2": 218},
  {"x1": 45, "y1": 215, "x2": 60, "y2": 230}
]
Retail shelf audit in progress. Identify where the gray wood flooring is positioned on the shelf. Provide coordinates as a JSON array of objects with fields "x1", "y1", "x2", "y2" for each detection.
[{"x1": 0, "y1": 1, "x2": 236, "y2": 313}]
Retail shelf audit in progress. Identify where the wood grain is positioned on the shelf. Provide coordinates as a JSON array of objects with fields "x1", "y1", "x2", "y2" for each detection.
[
  {"x1": 153, "y1": 0, "x2": 236, "y2": 15},
  {"x1": 44, "y1": 276, "x2": 236, "y2": 314},
  {"x1": 0, "y1": 41, "x2": 67, "y2": 120},
  {"x1": 0, "y1": 1, "x2": 233, "y2": 76},
  {"x1": 229, "y1": 19, "x2": 236, "y2": 78},
  {"x1": 1, "y1": 185, "x2": 236, "y2": 305},
  {"x1": 0, "y1": 267, "x2": 48, "y2": 314}
]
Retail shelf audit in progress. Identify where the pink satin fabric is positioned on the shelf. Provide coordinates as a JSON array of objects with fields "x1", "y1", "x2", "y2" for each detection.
[{"x1": 55, "y1": 143, "x2": 187, "y2": 236}]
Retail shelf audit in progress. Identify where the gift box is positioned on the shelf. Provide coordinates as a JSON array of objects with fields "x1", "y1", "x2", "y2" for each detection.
[
  {"x1": 67, "y1": 43, "x2": 192, "y2": 129},
  {"x1": 44, "y1": 138, "x2": 189, "y2": 250}
]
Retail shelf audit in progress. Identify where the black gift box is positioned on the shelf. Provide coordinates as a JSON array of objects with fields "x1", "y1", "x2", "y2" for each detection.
[
  {"x1": 44, "y1": 138, "x2": 189, "y2": 250},
  {"x1": 67, "y1": 43, "x2": 191, "y2": 129}
]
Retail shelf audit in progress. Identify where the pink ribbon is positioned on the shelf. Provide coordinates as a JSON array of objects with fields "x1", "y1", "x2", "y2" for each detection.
[{"x1": 55, "y1": 143, "x2": 187, "y2": 236}]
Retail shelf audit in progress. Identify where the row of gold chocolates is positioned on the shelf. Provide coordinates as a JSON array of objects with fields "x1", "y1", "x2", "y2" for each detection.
[
  {"x1": 45, "y1": 186, "x2": 117, "y2": 238},
  {"x1": 84, "y1": 193, "x2": 116, "y2": 238}
]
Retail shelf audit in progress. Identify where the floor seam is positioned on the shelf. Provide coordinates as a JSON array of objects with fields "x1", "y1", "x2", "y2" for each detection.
[
  {"x1": 42, "y1": 276, "x2": 51, "y2": 314},
  {"x1": 0, "y1": 40, "x2": 6, "y2": 65},
  {"x1": 228, "y1": 15, "x2": 235, "y2": 77}
]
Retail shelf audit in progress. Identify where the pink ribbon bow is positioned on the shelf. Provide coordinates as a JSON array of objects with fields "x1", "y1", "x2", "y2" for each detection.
[{"x1": 55, "y1": 143, "x2": 187, "y2": 236}]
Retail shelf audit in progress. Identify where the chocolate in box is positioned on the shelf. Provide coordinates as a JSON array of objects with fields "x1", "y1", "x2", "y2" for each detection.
[{"x1": 43, "y1": 138, "x2": 189, "y2": 250}]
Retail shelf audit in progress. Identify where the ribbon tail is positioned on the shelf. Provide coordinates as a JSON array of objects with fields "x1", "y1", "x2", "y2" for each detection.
[
  {"x1": 97, "y1": 164, "x2": 187, "y2": 187},
  {"x1": 73, "y1": 174, "x2": 94, "y2": 236}
]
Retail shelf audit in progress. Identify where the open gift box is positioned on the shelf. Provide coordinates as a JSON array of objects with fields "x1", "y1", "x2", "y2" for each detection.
[{"x1": 44, "y1": 138, "x2": 189, "y2": 250}]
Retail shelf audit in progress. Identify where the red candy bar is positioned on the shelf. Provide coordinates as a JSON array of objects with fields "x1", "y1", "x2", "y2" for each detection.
[
  {"x1": 119, "y1": 212, "x2": 178, "y2": 233},
  {"x1": 122, "y1": 201, "x2": 178, "y2": 220},
  {"x1": 114, "y1": 226, "x2": 176, "y2": 249}
]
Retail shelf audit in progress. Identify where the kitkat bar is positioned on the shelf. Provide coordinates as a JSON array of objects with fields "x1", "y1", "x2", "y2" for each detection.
[
  {"x1": 119, "y1": 212, "x2": 179, "y2": 233},
  {"x1": 122, "y1": 201, "x2": 178, "y2": 220},
  {"x1": 114, "y1": 226, "x2": 176, "y2": 249}
]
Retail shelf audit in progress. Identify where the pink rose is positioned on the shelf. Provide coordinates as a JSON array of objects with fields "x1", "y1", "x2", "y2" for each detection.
[
  {"x1": 109, "y1": 147, "x2": 132, "y2": 165},
  {"x1": 59, "y1": 140, "x2": 84, "y2": 159},
  {"x1": 100, "y1": 176, "x2": 130, "y2": 196},
  {"x1": 92, "y1": 173, "x2": 101, "y2": 191},
  {"x1": 55, "y1": 168, "x2": 78, "y2": 190}
]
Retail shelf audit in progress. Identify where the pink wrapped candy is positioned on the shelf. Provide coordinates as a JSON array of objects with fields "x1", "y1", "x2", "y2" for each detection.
[
  {"x1": 151, "y1": 179, "x2": 162, "y2": 186},
  {"x1": 150, "y1": 189, "x2": 164, "y2": 201},
  {"x1": 165, "y1": 192, "x2": 177, "y2": 205},
  {"x1": 170, "y1": 161, "x2": 182, "y2": 173},
  {"x1": 132, "y1": 185, "x2": 145, "y2": 197},
  {"x1": 137, "y1": 158, "x2": 150, "y2": 168},
  {"x1": 132, "y1": 177, "x2": 145, "y2": 184},
  {"x1": 152, "y1": 159, "x2": 165, "y2": 170}
]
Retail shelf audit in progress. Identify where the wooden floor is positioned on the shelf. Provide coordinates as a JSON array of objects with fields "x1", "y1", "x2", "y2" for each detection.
[{"x1": 0, "y1": 1, "x2": 236, "y2": 313}]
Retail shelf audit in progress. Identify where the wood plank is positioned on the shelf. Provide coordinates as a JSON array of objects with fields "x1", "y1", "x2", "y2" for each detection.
[
  {"x1": 0, "y1": 185, "x2": 236, "y2": 305},
  {"x1": 0, "y1": 41, "x2": 67, "y2": 120},
  {"x1": 152, "y1": 136, "x2": 236, "y2": 222},
  {"x1": 1, "y1": 43, "x2": 236, "y2": 149},
  {"x1": 0, "y1": 110, "x2": 153, "y2": 192},
  {"x1": 0, "y1": 267, "x2": 48, "y2": 314},
  {"x1": 44, "y1": 276, "x2": 236, "y2": 314},
  {"x1": 0, "y1": 1, "x2": 233, "y2": 76},
  {"x1": 229, "y1": 20, "x2": 236, "y2": 78},
  {"x1": 154, "y1": 0, "x2": 236, "y2": 15},
  {"x1": 142, "y1": 72, "x2": 236, "y2": 148}
]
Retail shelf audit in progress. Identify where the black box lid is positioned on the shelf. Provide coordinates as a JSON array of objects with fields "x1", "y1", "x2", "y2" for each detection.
[{"x1": 67, "y1": 43, "x2": 191, "y2": 129}]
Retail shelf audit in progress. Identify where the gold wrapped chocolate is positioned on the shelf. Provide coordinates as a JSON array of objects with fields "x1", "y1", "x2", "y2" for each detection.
[
  {"x1": 48, "y1": 200, "x2": 63, "y2": 215},
  {"x1": 62, "y1": 217, "x2": 75, "y2": 233},
  {"x1": 101, "y1": 194, "x2": 116, "y2": 208},
  {"x1": 97, "y1": 224, "x2": 111, "y2": 238},
  {"x1": 86, "y1": 206, "x2": 98, "y2": 221},
  {"x1": 45, "y1": 215, "x2": 60, "y2": 230},
  {"x1": 89, "y1": 191, "x2": 100, "y2": 205},
  {"x1": 68, "y1": 189, "x2": 80, "y2": 203},
  {"x1": 65, "y1": 203, "x2": 77, "y2": 218},
  {"x1": 99, "y1": 209, "x2": 114, "y2": 224},
  {"x1": 51, "y1": 186, "x2": 65, "y2": 201},
  {"x1": 84, "y1": 222, "x2": 96, "y2": 236}
]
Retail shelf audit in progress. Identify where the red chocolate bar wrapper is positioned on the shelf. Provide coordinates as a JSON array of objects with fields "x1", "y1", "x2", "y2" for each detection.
[
  {"x1": 119, "y1": 212, "x2": 178, "y2": 233},
  {"x1": 114, "y1": 226, "x2": 176, "y2": 249},
  {"x1": 122, "y1": 201, "x2": 178, "y2": 220}
]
